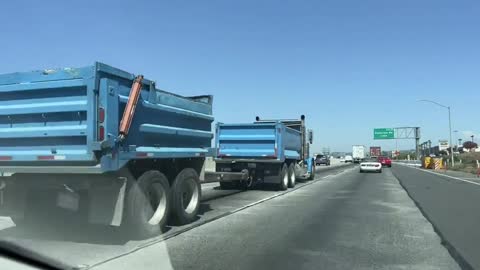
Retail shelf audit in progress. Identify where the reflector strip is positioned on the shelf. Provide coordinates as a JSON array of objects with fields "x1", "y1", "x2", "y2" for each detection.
[
  {"x1": 136, "y1": 152, "x2": 153, "y2": 158},
  {"x1": 37, "y1": 155, "x2": 66, "y2": 160}
]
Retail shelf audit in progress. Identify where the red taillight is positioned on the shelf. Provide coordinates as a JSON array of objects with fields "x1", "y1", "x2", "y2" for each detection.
[
  {"x1": 267, "y1": 147, "x2": 278, "y2": 158},
  {"x1": 0, "y1": 156, "x2": 12, "y2": 161},
  {"x1": 97, "y1": 106, "x2": 106, "y2": 141},
  {"x1": 38, "y1": 155, "x2": 55, "y2": 160},
  {"x1": 136, "y1": 152, "x2": 148, "y2": 157},
  {"x1": 98, "y1": 126, "x2": 105, "y2": 141},
  {"x1": 98, "y1": 107, "x2": 105, "y2": 123}
]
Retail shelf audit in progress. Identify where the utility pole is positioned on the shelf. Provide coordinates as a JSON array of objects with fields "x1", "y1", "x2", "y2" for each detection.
[{"x1": 418, "y1": 100, "x2": 454, "y2": 167}]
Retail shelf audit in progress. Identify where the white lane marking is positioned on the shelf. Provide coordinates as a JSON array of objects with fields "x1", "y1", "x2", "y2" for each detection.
[
  {"x1": 323, "y1": 175, "x2": 332, "y2": 179},
  {"x1": 404, "y1": 234, "x2": 424, "y2": 239},
  {"x1": 397, "y1": 163, "x2": 480, "y2": 187},
  {"x1": 395, "y1": 162, "x2": 421, "y2": 167}
]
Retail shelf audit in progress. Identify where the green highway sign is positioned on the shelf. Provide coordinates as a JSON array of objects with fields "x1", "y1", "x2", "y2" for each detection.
[{"x1": 374, "y1": 128, "x2": 395, "y2": 140}]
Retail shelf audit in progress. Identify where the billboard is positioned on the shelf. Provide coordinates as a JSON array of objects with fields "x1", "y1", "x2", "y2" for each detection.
[{"x1": 439, "y1": 140, "x2": 449, "y2": 151}]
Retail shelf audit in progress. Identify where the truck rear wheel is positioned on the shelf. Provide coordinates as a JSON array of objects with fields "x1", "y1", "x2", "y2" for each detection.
[
  {"x1": 277, "y1": 164, "x2": 288, "y2": 191},
  {"x1": 125, "y1": 170, "x2": 170, "y2": 238},
  {"x1": 288, "y1": 164, "x2": 296, "y2": 188},
  {"x1": 170, "y1": 168, "x2": 201, "y2": 225},
  {"x1": 309, "y1": 164, "x2": 316, "y2": 180}
]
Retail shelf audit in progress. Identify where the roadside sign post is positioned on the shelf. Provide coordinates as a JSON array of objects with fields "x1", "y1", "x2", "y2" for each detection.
[{"x1": 374, "y1": 127, "x2": 421, "y2": 161}]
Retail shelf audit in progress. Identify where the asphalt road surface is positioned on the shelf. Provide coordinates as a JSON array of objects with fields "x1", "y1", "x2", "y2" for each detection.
[
  {"x1": 0, "y1": 163, "x2": 352, "y2": 269},
  {"x1": 392, "y1": 164, "x2": 480, "y2": 270},
  {"x1": 91, "y1": 165, "x2": 460, "y2": 270},
  {"x1": 2, "y1": 162, "x2": 461, "y2": 270}
]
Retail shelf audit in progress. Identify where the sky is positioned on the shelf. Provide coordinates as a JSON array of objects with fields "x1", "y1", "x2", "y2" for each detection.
[{"x1": 1, "y1": 0, "x2": 479, "y2": 153}]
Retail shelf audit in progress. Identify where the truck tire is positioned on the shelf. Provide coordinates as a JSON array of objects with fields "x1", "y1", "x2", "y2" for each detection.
[
  {"x1": 125, "y1": 170, "x2": 170, "y2": 238},
  {"x1": 309, "y1": 164, "x2": 316, "y2": 180},
  {"x1": 288, "y1": 164, "x2": 296, "y2": 188},
  {"x1": 170, "y1": 168, "x2": 201, "y2": 225},
  {"x1": 277, "y1": 164, "x2": 288, "y2": 191}
]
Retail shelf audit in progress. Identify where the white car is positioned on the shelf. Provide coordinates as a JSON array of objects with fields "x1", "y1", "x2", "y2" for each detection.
[
  {"x1": 359, "y1": 160, "x2": 382, "y2": 173},
  {"x1": 344, "y1": 155, "x2": 353, "y2": 163}
]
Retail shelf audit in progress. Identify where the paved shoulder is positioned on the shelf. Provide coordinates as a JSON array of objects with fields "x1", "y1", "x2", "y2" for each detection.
[{"x1": 393, "y1": 164, "x2": 479, "y2": 270}]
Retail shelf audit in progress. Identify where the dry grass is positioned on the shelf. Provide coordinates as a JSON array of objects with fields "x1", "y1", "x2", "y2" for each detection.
[{"x1": 451, "y1": 153, "x2": 480, "y2": 175}]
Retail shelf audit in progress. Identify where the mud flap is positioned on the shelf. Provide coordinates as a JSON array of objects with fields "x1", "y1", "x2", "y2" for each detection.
[
  {"x1": 199, "y1": 159, "x2": 206, "y2": 182},
  {"x1": 0, "y1": 178, "x2": 26, "y2": 219},
  {"x1": 88, "y1": 177, "x2": 127, "y2": 226}
]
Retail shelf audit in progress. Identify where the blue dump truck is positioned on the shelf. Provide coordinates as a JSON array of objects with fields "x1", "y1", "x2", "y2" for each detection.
[
  {"x1": 0, "y1": 63, "x2": 214, "y2": 236},
  {"x1": 208, "y1": 116, "x2": 315, "y2": 190}
]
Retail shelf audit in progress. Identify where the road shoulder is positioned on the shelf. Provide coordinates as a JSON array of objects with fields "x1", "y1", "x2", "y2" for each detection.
[{"x1": 392, "y1": 165, "x2": 478, "y2": 270}]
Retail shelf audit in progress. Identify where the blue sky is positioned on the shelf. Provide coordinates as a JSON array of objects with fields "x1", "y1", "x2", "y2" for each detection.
[{"x1": 1, "y1": 0, "x2": 479, "y2": 153}]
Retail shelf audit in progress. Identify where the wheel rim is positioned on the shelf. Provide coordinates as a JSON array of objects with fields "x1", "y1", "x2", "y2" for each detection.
[
  {"x1": 181, "y1": 177, "x2": 199, "y2": 215},
  {"x1": 291, "y1": 169, "x2": 296, "y2": 185},
  {"x1": 245, "y1": 177, "x2": 253, "y2": 188},
  {"x1": 146, "y1": 183, "x2": 168, "y2": 225},
  {"x1": 283, "y1": 170, "x2": 288, "y2": 186}
]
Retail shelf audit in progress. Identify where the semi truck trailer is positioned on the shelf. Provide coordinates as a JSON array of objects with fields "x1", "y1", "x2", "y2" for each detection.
[
  {"x1": 352, "y1": 145, "x2": 366, "y2": 163},
  {"x1": 370, "y1": 146, "x2": 382, "y2": 158}
]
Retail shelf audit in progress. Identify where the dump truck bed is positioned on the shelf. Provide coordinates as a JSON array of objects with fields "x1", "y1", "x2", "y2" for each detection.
[
  {"x1": 0, "y1": 62, "x2": 213, "y2": 173},
  {"x1": 215, "y1": 122, "x2": 301, "y2": 162}
]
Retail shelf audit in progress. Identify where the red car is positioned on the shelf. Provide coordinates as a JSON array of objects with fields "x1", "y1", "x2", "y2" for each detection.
[{"x1": 377, "y1": 156, "x2": 392, "y2": 167}]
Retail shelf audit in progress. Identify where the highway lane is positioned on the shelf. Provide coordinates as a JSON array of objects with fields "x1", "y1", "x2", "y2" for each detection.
[
  {"x1": 392, "y1": 164, "x2": 480, "y2": 270},
  {"x1": 95, "y1": 167, "x2": 460, "y2": 270},
  {"x1": 0, "y1": 163, "x2": 352, "y2": 269}
]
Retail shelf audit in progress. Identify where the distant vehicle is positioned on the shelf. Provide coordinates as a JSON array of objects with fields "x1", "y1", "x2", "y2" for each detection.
[
  {"x1": 377, "y1": 156, "x2": 392, "y2": 167},
  {"x1": 344, "y1": 155, "x2": 353, "y2": 163},
  {"x1": 370, "y1": 146, "x2": 381, "y2": 158},
  {"x1": 315, "y1": 154, "x2": 331, "y2": 166},
  {"x1": 213, "y1": 115, "x2": 316, "y2": 190},
  {"x1": 352, "y1": 145, "x2": 366, "y2": 163},
  {"x1": 359, "y1": 158, "x2": 382, "y2": 173}
]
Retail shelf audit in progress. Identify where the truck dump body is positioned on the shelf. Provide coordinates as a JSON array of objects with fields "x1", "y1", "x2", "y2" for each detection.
[
  {"x1": 0, "y1": 62, "x2": 213, "y2": 173},
  {"x1": 216, "y1": 122, "x2": 301, "y2": 162}
]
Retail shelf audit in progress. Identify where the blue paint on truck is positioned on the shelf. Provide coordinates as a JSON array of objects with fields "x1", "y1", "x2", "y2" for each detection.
[
  {"x1": 214, "y1": 116, "x2": 315, "y2": 190},
  {"x1": 216, "y1": 122, "x2": 301, "y2": 161},
  {"x1": 0, "y1": 62, "x2": 213, "y2": 173},
  {"x1": 0, "y1": 63, "x2": 214, "y2": 234}
]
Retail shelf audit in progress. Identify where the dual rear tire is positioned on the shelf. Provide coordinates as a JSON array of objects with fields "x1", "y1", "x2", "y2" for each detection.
[
  {"x1": 125, "y1": 168, "x2": 201, "y2": 238},
  {"x1": 288, "y1": 163, "x2": 296, "y2": 188},
  {"x1": 278, "y1": 163, "x2": 297, "y2": 190},
  {"x1": 277, "y1": 164, "x2": 289, "y2": 191}
]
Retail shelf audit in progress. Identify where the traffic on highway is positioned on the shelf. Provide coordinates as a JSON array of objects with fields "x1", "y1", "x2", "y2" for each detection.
[{"x1": 1, "y1": 1, "x2": 480, "y2": 270}]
